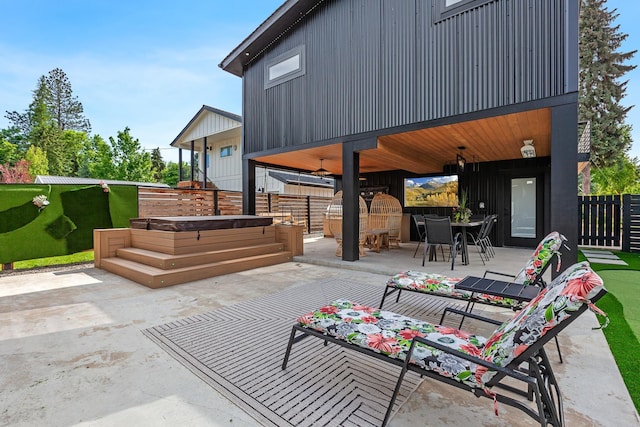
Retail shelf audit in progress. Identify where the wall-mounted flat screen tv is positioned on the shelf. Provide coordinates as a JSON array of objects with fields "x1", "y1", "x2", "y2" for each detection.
[{"x1": 404, "y1": 175, "x2": 459, "y2": 207}]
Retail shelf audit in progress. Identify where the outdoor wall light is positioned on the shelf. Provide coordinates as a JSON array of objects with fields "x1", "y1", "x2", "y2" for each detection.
[
  {"x1": 456, "y1": 147, "x2": 466, "y2": 173},
  {"x1": 521, "y1": 140, "x2": 536, "y2": 158}
]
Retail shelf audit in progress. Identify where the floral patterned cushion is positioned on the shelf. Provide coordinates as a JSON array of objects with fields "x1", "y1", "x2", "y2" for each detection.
[
  {"x1": 387, "y1": 271, "x2": 524, "y2": 309},
  {"x1": 298, "y1": 263, "x2": 605, "y2": 394},
  {"x1": 512, "y1": 231, "x2": 566, "y2": 286},
  {"x1": 481, "y1": 262, "x2": 605, "y2": 370},
  {"x1": 297, "y1": 299, "x2": 489, "y2": 389}
]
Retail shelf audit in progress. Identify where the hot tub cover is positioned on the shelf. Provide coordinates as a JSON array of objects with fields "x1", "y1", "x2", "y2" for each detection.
[{"x1": 129, "y1": 215, "x2": 273, "y2": 232}]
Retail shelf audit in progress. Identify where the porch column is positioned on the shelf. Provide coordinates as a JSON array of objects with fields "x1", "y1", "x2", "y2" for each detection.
[
  {"x1": 190, "y1": 140, "x2": 195, "y2": 183},
  {"x1": 342, "y1": 142, "x2": 360, "y2": 261},
  {"x1": 550, "y1": 102, "x2": 578, "y2": 270},
  {"x1": 178, "y1": 149, "x2": 183, "y2": 181},
  {"x1": 243, "y1": 158, "x2": 256, "y2": 215},
  {"x1": 202, "y1": 136, "x2": 208, "y2": 189}
]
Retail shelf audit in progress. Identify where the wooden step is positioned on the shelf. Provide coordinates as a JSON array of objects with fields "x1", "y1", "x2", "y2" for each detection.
[
  {"x1": 115, "y1": 243, "x2": 285, "y2": 269},
  {"x1": 130, "y1": 226, "x2": 277, "y2": 255},
  {"x1": 100, "y1": 251, "x2": 293, "y2": 288}
]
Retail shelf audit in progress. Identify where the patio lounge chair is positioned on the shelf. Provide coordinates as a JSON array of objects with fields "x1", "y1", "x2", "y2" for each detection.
[
  {"x1": 282, "y1": 262, "x2": 607, "y2": 426},
  {"x1": 380, "y1": 231, "x2": 567, "y2": 311}
]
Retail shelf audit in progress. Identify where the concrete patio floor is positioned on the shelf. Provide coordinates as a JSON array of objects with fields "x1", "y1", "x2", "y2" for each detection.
[{"x1": 1, "y1": 236, "x2": 638, "y2": 426}]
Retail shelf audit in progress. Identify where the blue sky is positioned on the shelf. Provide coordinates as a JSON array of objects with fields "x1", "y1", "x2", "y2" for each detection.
[
  {"x1": 1, "y1": 0, "x2": 639, "y2": 163},
  {"x1": 0, "y1": 0, "x2": 283, "y2": 163}
]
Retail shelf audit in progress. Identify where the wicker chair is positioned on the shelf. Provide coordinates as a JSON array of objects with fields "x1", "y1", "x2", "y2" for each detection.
[
  {"x1": 367, "y1": 193, "x2": 403, "y2": 248},
  {"x1": 327, "y1": 191, "x2": 369, "y2": 257}
]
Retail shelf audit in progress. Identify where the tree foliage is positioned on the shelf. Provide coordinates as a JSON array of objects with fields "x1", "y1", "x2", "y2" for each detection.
[
  {"x1": 162, "y1": 161, "x2": 192, "y2": 187},
  {"x1": 591, "y1": 156, "x2": 640, "y2": 195},
  {"x1": 106, "y1": 127, "x2": 154, "y2": 182},
  {"x1": 151, "y1": 147, "x2": 166, "y2": 182},
  {"x1": 45, "y1": 68, "x2": 91, "y2": 133},
  {"x1": 0, "y1": 159, "x2": 32, "y2": 183},
  {"x1": 579, "y1": 0, "x2": 637, "y2": 168},
  {"x1": 25, "y1": 145, "x2": 49, "y2": 177},
  {"x1": 4, "y1": 68, "x2": 92, "y2": 177}
]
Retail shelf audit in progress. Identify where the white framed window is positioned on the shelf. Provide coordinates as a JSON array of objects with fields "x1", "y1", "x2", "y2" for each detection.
[
  {"x1": 265, "y1": 46, "x2": 305, "y2": 89},
  {"x1": 435, "y1": 0, "x2": 495, "y2": 22},
  {"x1": 220, "y1": 145, "x2": 233, "y2": 158}
]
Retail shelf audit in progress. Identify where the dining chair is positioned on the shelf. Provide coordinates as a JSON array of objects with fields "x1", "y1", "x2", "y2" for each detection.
[
  {"x1": 411, "y1": 214, "x2": 426, "y2": 257},
  {"x1": 422, "y1": 216, "x2": 461, "y2": 270},
  {"x1": 466, "y1": 215, "x2": 491, "y2": 264}
]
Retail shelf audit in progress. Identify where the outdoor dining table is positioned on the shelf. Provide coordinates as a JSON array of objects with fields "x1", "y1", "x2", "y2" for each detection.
[{"x1": 450, "y1": 220, "x2": 483, "y2": 265}]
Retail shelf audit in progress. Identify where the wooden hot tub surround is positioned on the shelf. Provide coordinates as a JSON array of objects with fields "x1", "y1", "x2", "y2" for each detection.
[{"x1": 94, "y1": 216, "x2": 303, "y2": 288}]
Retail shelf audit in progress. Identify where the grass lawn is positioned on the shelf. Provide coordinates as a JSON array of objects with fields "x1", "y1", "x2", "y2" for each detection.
[
  {"x1": 12, "y1": 251, "x2": 94, "y2": 269},
  {"x1": 579, "y1": 250, "x2": 640, "y2": 413}
]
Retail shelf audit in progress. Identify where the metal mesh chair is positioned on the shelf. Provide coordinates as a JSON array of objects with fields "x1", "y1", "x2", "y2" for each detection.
[{"x1": 422, "y1": 216, "x2": 462, "y2": 270}]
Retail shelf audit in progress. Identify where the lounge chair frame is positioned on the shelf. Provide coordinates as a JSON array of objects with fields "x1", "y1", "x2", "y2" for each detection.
[{"x1": 282, "y1": 288, "x2": 605, "y2": 427}]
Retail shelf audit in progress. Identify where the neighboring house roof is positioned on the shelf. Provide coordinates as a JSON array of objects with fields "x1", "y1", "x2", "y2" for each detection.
[
  {"x1": 170, "y1": 105, "x2": 242, "y2": 147},
  {"x1": 220, "y1": 0, "x2": 323, "y2": 77},
  {"x1": 268, "y1": 170, "x2": 334, "y2": 188},
  {"x1": 35, "y1": 176, "x2": 170, "y2": 188}
]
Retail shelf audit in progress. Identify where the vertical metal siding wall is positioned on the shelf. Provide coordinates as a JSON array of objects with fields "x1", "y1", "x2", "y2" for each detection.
[{"x1": 244, "y1": 0, "x2": 568, "y2": 154}]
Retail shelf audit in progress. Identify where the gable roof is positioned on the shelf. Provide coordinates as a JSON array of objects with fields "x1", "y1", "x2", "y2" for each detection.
[
  {"x1": 219, "y1": 0, "x2": 324, "y2": 77},
  {"x1": 170, "y1": 105, "x2": 242, "y2": 147}
]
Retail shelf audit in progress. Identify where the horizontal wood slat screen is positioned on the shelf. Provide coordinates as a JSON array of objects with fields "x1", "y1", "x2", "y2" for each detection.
[{"x1": 138, "y1": 188, "x2": 332, "y2": 234}]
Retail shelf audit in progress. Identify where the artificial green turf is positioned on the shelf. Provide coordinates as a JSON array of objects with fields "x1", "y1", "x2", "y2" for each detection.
[
  {"x1": 579, "y1": 249, "x2": 640, "y2": 413},
  {"x1": 12, "y1": 251, "x2": 95, "y2": 269}
]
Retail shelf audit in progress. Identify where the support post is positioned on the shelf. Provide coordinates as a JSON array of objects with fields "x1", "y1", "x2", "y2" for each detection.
[
  {"x1": 178, "y1": 149, "x2": 183, "y2": 181},
  {"x1": 550, "y1": 102, "x2": 578, "y2": 273},
  {"x1": 190, "y1": 140, "x2": 195, "y2": 184},
  {"x1": 202, "y1": 136, "x2": 208, "y2": 190},
  {"x1": 342, "y1": 142, "x2": 360, "y2": 261},
  {"x1": 243, "y1": 158, "x2": 256, "y2": 215}
]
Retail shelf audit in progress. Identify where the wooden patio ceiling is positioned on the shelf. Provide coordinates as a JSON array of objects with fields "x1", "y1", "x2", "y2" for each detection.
[{"x1": 254, "y1": 108, "x2": 551, "y2": 176}]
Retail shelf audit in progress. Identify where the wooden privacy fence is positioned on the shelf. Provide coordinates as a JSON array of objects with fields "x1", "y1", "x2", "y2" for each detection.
[
  {"x1": 578, "y1": 195, "x2": 621, "y2": 247},
  {"x1": 579, "y1": 194, "x2": 640, "y2": 252},
  {"x1": 623, "y1": 194, "x2": 640, "y2": 253},
  {"x1": 138, "y1": 189, "x2": 640, "y2": 251},
  {"x1": 138, "y1": 188, "x2": 331, "y2": 234}
]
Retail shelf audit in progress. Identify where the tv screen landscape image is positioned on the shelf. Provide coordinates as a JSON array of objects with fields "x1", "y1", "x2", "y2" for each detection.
[{"x1": 404, "y1": 175, "x2": 458, "y2": 207}]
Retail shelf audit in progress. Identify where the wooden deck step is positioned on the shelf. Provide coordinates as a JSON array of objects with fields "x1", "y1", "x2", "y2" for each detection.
[
  {"x1": 115, "y1": 243, "x2": 284, "y2": 269},
  {"x1": 100, "y1": 251, "x2": 293, "y2": 288}
]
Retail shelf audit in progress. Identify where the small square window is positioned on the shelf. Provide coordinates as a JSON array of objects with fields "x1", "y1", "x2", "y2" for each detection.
[{"x1": 220, "y1": 146, "x2": 232, "y2": 158}]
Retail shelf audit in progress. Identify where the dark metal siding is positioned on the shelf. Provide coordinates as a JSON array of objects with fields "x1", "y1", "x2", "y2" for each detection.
[{"x1": 244, "y1": 0, "x2": 570, "y2": 154}]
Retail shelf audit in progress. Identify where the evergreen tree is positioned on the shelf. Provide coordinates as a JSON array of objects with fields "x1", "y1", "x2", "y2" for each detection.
[
  {"x1": 4, "y1": 68, "x2": 91, "y2": 177},
  {"x1": 579, "y1": 0, "x2": 637, "y2": 168},
  {"x1": 150, "y1": 147, "x2": 166, "y2": 182},
  {"x1": 44, "y1": 68, "x2": 91, "y2": 133}
]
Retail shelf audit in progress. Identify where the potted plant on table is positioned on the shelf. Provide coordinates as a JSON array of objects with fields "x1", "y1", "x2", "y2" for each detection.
[{"x1": 453, "y1": 190, "x2": 472, "y2": 223}]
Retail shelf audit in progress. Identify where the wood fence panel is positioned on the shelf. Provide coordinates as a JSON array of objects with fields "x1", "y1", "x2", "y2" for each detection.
[
  {"x1": 578, "y1": 195, "x2": 620, "y2": 247},
  {"x1": 623, "y1": 194, "x2": 640, "y2": 252}
]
